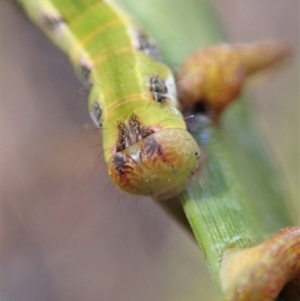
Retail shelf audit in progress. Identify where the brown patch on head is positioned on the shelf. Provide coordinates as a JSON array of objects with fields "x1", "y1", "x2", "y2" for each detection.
[
  {"x1": 108, "y1": 152, "x2": 149, "y2": 196},
  {"x1": 143, "y1": 136, "x2": 163, "y2": 159},
  {"x1": 112, "y1": 153, "x2": 133, "y2": 177},
  {"x1": 115, "y1": 114, "x2": 154, "y2": 153}
]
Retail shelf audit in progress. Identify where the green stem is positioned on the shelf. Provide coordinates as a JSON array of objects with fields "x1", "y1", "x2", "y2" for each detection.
[
  {"x1": 180, "y1": 126, "x2": 258, "y2": 288},
  {"x1": 179, "y1": 120, "x2": 292, "y2": 288}
]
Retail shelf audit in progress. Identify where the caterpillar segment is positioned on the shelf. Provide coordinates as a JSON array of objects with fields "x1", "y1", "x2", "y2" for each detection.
[{"x1": 18, "y1": 0, "x2": 201, "y2": 199}]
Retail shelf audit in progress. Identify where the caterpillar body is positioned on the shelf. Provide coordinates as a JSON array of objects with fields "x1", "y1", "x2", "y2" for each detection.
[{"x1": 18, "y1": 0, "x2": 201, "y2": 199}]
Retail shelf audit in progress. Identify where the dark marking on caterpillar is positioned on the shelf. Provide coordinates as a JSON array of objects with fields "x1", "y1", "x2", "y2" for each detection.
[
  {"x1": 78, "y1": 59, "x2": 93, "y2": 87},
  {"x1": 116, "y1": 114, "x2": 154, "y2": 152},
  {"x1": 113, "y1": 153, "x2": 133, "y2": 176},
  {"x1": 90, "y1": 101, "x2": 103, "y2": 128},
  {"x1": 129, "y1": 114, "x2": 154, "y2": 140},
  {"x1": 40, "y1": 13, "x2": 66, "y2": 32},
  {"x1": 116, "y1": 122, "x2": 131, "y2": 152},
  {"x1": 149, "y1": 75, "x2": 168, "y2": 102},
  {"x1": 143, "y1": 136, "x2": 163, "y2": 158},
  {"x1": 136, "y1": 31, "x2": 161, "y2": 60},
  {"x1": 128, "y1": 114, "x2": 140, "y2": 139}
]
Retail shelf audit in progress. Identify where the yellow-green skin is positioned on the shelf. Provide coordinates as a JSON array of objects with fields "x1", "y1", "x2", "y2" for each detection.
[{"x1": 18, "y1": 0, "x2": 201, "y2": 199}]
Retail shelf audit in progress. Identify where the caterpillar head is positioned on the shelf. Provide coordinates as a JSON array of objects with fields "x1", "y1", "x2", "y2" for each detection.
[
  {"x1": 107, "y1": 128, "x2": 201, "y2": 200},
  {"x1": 91, "y1": 63, "x2": 203, "y2": 199}
]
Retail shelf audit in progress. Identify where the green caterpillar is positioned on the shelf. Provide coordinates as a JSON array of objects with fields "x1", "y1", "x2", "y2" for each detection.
[{"x1": 17, "y1": 0, "x2": 201, "y2": 199}]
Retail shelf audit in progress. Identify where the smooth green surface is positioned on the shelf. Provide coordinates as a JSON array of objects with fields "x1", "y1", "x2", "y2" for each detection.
[
  {"x1": 223, "y1": 101, "x2": 293, "y2": 236},
  {"x1": 180, "y1": 129, "x2": 257, "y2": 286}
]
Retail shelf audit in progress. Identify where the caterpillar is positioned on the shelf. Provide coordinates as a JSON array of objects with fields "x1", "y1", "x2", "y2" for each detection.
[{"x1": 17, "y1": 0, "x2": 202, "y2": 200}]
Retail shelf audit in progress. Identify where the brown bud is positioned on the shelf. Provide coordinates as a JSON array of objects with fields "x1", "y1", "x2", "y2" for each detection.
[
  {"x1": 177, "y1": 40, "x2": 291, "y2": 121},
  {"x1": 220, "y1": 226, "x2": 300, "y2": 301}
]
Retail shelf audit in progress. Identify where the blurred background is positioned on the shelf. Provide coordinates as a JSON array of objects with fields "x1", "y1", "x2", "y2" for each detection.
[{"x1": 0, "y1": 0, "x2": 298, "y2": 300}]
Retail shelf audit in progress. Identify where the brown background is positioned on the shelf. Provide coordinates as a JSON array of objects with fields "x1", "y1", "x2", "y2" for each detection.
[{"x1": 0, "y1": 1, "x2": 299, "y2": 300}]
